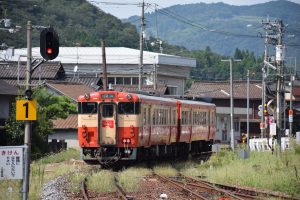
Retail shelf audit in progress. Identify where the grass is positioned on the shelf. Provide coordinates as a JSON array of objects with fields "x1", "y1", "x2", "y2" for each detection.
[
  {"x1": 35, "y1": 148, "x2": 80, "y2": 165},
  {"x1": 153, "y1": 164, "x2": 178, "y2": 177},
  {"x1": 87, "y1": 170, "x2": 116, "y2": 193},
  {"x1": 0, "y1": 180, "x2": 22, "y2": 200},
  {"x1": 118, "y1": 167, "x2": 151, "y2": 192},
  {"x1": 180, "y1": 142, "x2": 300, "y2": 197}
]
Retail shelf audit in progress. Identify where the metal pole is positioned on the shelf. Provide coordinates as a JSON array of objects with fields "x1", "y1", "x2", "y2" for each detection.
[
  {"x1": 101, "y1": 40, "x2": 107, "y2": 91},
  {"x1": 23, "y1": 20, "x2": 32, "y2": 200},
  {"x1": 247, "y1": 70, "x2": 250, "y2": 147},
  {"x1": 138, "y1": 0, "x2": 144, "y2": 91},
  {"x1": 230, "y1": 58, "x2": 234, "y2": 150},
  {"x1": 289, "y1": 75, "x2": 294, "y2": 136},
  {"x1": 221, "y1": 58, "x2": 241, "y2": 150},
  {"x1": 153, "y1": 64, "x2": 157, "y2": 90}
]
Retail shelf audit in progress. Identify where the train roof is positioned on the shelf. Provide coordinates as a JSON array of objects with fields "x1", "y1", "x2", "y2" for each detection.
[
  {"x1": 136, "y1": 93, "x2": 215, "y2": 107},
  {"x1": 178, "y1": 99, "x2": 215, "y2": 107}
]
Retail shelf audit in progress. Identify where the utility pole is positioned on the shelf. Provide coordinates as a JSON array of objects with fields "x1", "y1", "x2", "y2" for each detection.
[
  {"x1": 275, "y1": 20, "x2": 284, "y2": 147},
  {"x1": 153, "y1": 64, "x2": 157, "y2": 90},
  {"x1": 247, "y1": 70, "x2": 250, "y2": 147},
  {"x1": 261, "y1": 27, "x2": 269, "y2": 138},
  {"x1": 221, "y1": 58, "x2": 241, "y2": 150},
  {"x1": 101, "y1": 40, "x2": 107, "y2": 91},
  {"x1": 138, "y1": 0, "x2": 145, "y2": 90},
  {"x1": 23, "y1": 20, "x2": 32, "y2": 200}
]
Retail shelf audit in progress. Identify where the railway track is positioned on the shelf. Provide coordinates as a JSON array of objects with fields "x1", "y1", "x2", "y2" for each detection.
[
  {"x1": 178, "y1": 174, "x2": 300, "y2": 200},
  {"x1": 79, "y1": 166, "x2": 300, "y2": 200},
  {"x1": 80, "y1": 171, "x2": 133, "y2": 200},
  {"x1": 154, "y1": 172, "x2": 242, "y2": 200}
]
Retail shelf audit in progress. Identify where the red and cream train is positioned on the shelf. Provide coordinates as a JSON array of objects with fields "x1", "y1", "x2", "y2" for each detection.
[{"x1": 77, "y1": 90, "x2": 216, "y2": 163}]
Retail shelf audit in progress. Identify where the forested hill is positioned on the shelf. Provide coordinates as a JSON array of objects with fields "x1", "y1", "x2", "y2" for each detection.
[
  {"x1": 0, "y1": 0, "x2": 139, "y2": 48},
  {"x1": 126, "y1": 0, "x2": 300, "y2": 58}
]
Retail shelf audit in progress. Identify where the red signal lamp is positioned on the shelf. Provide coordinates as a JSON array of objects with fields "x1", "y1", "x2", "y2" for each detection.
[{"x1": 47, "y1": 48, "x2": 53, "y2": 54}]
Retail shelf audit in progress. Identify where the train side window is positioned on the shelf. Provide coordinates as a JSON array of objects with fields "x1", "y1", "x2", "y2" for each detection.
[
  {"x1": 143, "y1": 107, "x2": 147, "y2": 125},
  {"x1": 102, "y1": 104, "x2": 114, "y2": 117},
  {"x1": 148, "y1": 107, "x2": 151, "y2": 125},
  {"x1": 78, "y1": 102, "x2": 97, "y2": 114},
  {"x1": 118, "y1": 102, "x2": 140, "y2": 114}
]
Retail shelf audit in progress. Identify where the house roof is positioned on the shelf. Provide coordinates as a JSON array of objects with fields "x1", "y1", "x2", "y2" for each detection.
[
  {"x1": 0, "y1": 61, "x2": 64, "y2": 79},
  {"x1": 187, "y1": 81, "x2": 262, "y2": 99},
  {"x1": 53, "y1": 114, "x2": 77, "y2": 129},
  {"x1": 1, "y1": 47, "x2": 196, "y2": 67},
  {"x1": 46, "y1": 81, "x2": 94, "y2": 102},
  {"x1": 113, "y1": 84, "x2": 169, "y2": 96},
  {"x1": 0, "y1": 79, "x2": 18, "y2": 95}
]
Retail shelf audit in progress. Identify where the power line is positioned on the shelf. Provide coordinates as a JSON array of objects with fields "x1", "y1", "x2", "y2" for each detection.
[{"x1": 149, "y1": 4, "x2": 261, "y2": 39}]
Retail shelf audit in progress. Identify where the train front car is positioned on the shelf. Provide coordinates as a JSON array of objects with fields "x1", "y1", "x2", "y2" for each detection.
[{"x1": 78, "y1": 91, "x2": 140, "y2": 164}]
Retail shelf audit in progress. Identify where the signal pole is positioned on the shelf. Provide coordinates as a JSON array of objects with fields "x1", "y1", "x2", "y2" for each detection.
[
  {"x1": 221, "y1": 58, "x2": 241, "y2": 150},
  {"x1": 23, "y1": 20, "x2": 32, "y2": 200},
  {"x1": 138, "y1": 0, "x2": 145, "y2": 90}
]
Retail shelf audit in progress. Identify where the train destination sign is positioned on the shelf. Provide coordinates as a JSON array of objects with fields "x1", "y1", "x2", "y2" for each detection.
[{"x1": 0, "y1": 146, "x2": 23, "y2": 180}]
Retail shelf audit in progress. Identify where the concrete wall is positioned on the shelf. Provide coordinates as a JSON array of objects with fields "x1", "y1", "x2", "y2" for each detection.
[{"x1": 48, "y1": 129, "x2": 79, "y2": 149}]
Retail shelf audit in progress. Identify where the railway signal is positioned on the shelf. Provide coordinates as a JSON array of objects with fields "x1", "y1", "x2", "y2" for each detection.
[{"x1": 40, "y1": 27, "x2": 59, "y2": 60}]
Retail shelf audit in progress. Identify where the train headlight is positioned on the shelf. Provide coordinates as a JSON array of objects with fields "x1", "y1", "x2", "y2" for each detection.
[
  {"x1": 126, "y1": 139, "x2": 131, "y2": 144},
  {"x1": 126, "y1": 94, "x2": 132, "y2": 100},
  {"x1": 84, "y1": 93, "x2": 90, "y2": 100}
]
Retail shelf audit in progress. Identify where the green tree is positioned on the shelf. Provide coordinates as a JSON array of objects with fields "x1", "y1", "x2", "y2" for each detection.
[{"x1": 3, "y1": 88, "x2": 77, "y2": 158}]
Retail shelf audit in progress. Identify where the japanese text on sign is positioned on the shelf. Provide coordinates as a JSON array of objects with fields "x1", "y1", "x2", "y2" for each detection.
[{"x1": 0, "y1": 146, "x2": 23, "y2": 180}]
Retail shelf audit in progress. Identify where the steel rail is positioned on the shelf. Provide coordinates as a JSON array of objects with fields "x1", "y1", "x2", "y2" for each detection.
[
  {"x1": 154, "y1": 172, "x2": 210, "y2": 200},
  {"x1": 81, "y1": 176, "x2": 89, "y2": 200},
  {"x1": 185, "y1": 175, "x2": 300, "y2": 200},
  {"x1": 114, "y1": 176, "x2": 132, "y2": 200},
  {"x1": 180, "y1": 174, "x2": 244, "y2": 200}
]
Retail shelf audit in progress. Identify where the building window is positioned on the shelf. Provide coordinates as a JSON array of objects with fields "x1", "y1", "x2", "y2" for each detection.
[
  {"x1": 116, "y1": 77, "x2": 124, "y2": 85},
  {"x1": 168, "y1": 86, "x2": 177, "y2": 95},
  {"x1": 132, "y1": 77, "x2": 138, "y2": 85},
  {"x1": 124, "y1": 77, "x2": 131, "y2": 85},
  {"x1": 234, "y1": 121, "x2": 239, "y2": 132},
  {"x1": 108, "y1": 77, "x2": 115, "y2": 85}
]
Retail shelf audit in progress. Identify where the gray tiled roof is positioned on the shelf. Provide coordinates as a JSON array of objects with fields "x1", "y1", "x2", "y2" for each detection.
[
  {"x1": 187, "y1": 81, "x2": 262, "y2": 99},
  {"x1": 46, "y1": 81, "x2": 94, "y2": 102},
  {"x1": 0, "y1": 61, "x2": 64, "y2": 79},
  {"x1": 0, "y1": 79, "x2": 18, "y2": 95}
]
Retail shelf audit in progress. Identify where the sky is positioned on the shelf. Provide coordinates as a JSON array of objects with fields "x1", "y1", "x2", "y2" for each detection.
[{"x1": 91, "y1": 0, "x2": 300, "y2": 19}]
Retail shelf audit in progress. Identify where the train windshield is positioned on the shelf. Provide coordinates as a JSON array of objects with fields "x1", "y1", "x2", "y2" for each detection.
[
  {"x1": 118, "y1": 102, "x2": 140, "y2": 115},
  {"x1": 78, "y1": 102, "x2": 97, "y2": 114}
]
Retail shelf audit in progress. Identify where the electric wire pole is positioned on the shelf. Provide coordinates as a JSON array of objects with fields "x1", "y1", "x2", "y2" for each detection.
[
  {"x1": 101, "y1": 40, "x2": 107, "y2": 91},
  {"x1": 138, "y1": 0, "x2": 145, "y2": 90},
  {"x1": 261, "y1": 26, "x2": 269, "y2": 138},
  {"x1": 221, "y1": 58, "x2": 241, "y2": 150},
  {"x1": 275, "y1": 20, "x2": 284, "y2": 147}
]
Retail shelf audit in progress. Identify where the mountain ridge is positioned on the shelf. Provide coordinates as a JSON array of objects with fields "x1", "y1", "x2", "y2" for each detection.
[{"x1": 126, "y1": 0, "x2": 300, "y2": 59}]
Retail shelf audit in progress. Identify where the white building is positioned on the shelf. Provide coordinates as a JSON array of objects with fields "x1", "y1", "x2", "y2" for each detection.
[{"x1": 1, "y1": 47, "x2": 196, "y2": 96}]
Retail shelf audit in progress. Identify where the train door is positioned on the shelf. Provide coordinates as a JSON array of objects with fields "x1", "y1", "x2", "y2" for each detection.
[{"x1": 99, "y1": 103, "x2": 117, "y2": 145}]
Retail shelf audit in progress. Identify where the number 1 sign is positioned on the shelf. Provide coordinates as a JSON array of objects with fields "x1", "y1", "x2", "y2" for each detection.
[{"x1": 16, "y1": 100, "x2": 37, "y2": 121}]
